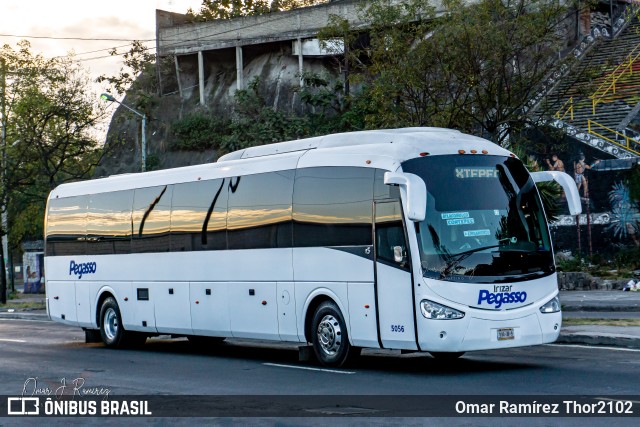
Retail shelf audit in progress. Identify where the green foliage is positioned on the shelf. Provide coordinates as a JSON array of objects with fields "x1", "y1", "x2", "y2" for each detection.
[
  {"x1": 1, "y1": 41, "x2": 105, "y2": 301},
  {"x1": 168, "y1": 75, "x2": 367, "y2": 154},
  {"x1": 8, "y1": 201, "x2": 44, "y2": 252},
  {"x1": 96, "y1": 41, "x2": 158, "y2": 114},
  {"x1": 555, "y1": 255, "x2": 585, "y2": 272},
  {"x1": 223, "y1": 77, "x2": 306, "y2": 152},
  {"x1": 536, "y1": 181, "x2": 562, "y2": 222},
  {"x1": 145, "y1": 154, "x2": 161, "y2": 171},
  {"x1": 319, "y1": 0, "x2": 570, "y2": 143},
  {"x1": 171, "y1": 114, "x2": 231, "y2": 151},
  {"x1": 510, "y1": 145, "x2": 562, "y2": 222},
  {"x1": 613, "y1": 246, "x2": 640, "y2": 271},
  {"x1": 187, "y1": 0, "x2": 327, "y2": 21}
]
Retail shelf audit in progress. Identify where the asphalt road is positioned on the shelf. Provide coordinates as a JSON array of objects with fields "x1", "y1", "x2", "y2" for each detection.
[{"x1": 1, "y1": 319, "x2": 639, "y2": 426}]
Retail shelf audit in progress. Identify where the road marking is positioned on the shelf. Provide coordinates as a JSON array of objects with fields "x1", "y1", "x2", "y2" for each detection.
[
  {"x1": 263, "y1": 363, "x2": 355, "y2": 374},
  {"x1": 0, "y1": 338, "x2": 27, "y2": 343},
  {"x1": 546, "y1": 344, "x2": 640, "y2": 352}
]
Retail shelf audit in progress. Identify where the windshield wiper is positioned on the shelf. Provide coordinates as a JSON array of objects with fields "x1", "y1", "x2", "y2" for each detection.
[
  {"x1": 438, "y1": 246, "x2": 498, "y2": 279},
  {"x1": 437, "y1": 237, "x2": 518, "y2": 279}
]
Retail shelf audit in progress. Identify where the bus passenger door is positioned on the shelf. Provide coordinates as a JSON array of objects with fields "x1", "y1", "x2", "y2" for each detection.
[{"x1": 374, "y1": 201, "x2": 418, "y2": 350}]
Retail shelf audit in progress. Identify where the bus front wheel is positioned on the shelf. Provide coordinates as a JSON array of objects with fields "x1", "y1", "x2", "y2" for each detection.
[
  {"x1": 99, "y1": 297, "x2": 145, "y2": 348},
  {"x1": 311, "y1": 301, "x2": 359, "y2": 367}
]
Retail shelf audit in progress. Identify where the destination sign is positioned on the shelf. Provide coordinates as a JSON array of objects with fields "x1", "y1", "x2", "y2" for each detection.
[{"x1": 455, "y1": 167, "x2": 499, "y2": 179}]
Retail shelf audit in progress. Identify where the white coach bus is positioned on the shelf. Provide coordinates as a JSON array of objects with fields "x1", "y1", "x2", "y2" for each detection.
[{"x1": 44, "y1": 128, "x2": 581, "y2": 367}]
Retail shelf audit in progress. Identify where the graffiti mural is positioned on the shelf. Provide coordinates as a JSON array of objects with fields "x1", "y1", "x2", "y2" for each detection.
[
  {"x1": 607, "y1": 182, "x2": 640, "y2": 246},
  {"x1": 544, "y1": 151, "x2": 640, "y2": 254}
]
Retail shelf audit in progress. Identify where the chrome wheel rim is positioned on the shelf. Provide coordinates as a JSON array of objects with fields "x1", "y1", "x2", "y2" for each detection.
[
  {"x1": 317, "y1": 314, "x2": 341, "y2": 356},
  {"x1": 104, "y1": 308, "x2": 118, "y2": 341}
]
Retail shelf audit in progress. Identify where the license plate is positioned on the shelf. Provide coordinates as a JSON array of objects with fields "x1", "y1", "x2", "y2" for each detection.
[{"x1": 497, "y1": 328, "x2": 515, "y2": 341}]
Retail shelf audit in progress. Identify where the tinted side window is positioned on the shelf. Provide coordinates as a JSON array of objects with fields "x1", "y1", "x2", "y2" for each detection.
[
  {"x1": 293, "y1": 167, "x2": 374, "y2": 247},
  {"x1": 46, "y1": 196, "x2": 88, "y2": 256},
  {"x1": 227, "y1": 171, "x2": 294, "y2": 250},
  {"x1": 132, "y1": 185, "x2": 173, "y2": 253},
  {"x1": 86, "y1": 191, "x2": 133, "y2": 255},
  {"x1": 374, "y1": 168, "x2": 401, "y2": 200},
  {"x1": 171, "y1": 179, "x2": 228, "y2": 251}
]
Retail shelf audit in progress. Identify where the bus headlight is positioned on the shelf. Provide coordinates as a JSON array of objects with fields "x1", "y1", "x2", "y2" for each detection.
[
  {"x1": 420, "y1": 299, "x2": 465, "y2": 319},
  {"x1": 539, "y1": 296, "x2": 561, "y2": 314}
]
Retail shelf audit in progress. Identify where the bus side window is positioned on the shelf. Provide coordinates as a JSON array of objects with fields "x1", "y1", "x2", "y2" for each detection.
[
  {"x1": 46, "y1": 196, "x2": 88, "y2": 256},
  {"x1": 374, "y1": 168, "x2": 401, "y2": 200},
  {"x1": 292, "y1": 167, "x2": 374, "y2": 247},
  {"x1": 86, "y1": 190, "x2": 134, "y2": 255},
  {"x1": 171, "y1": 179, "x2": 228, "y2": 251},
  {"x1": 227, "y1": 170, "x2": 294, "y2": 250},
  {"x1": 132, "y1": 186, "x2": 173, "y2": 253}
]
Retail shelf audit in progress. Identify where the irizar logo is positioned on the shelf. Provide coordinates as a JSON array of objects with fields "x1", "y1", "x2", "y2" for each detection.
[
  {"x1": 69, "y1": 261, "x2": 97, "y2": 279},
  {"x1": 477, "y1": 285, "x2": 527, "y2": 309}
]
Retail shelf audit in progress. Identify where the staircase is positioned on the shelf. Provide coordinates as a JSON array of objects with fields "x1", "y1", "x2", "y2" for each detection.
[{"x1": 545, "y1": 11, "x2": 640, "y2": 158}]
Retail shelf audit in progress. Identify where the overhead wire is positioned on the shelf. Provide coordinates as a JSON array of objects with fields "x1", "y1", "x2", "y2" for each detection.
[
  {"x1": 3, "y1": 7, "x2": 321, "y2": 64},
  {"x1": 0, "y1": 33, "x2": 154, "y2": 42},
  {"x1": 75, "y1": 7, "x2": 312, "y2": 62}
]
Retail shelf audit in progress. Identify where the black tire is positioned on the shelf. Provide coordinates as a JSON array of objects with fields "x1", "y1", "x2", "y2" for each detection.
[
  {"x1": 99, "y1": 297, "x2": 146, "y2": 348},
  {"x1": 429, "y1": 351, "x2": 465, "y2": 360},
  {"x1": 311, "y1": 301, "x2": 359, "y2": 367}
]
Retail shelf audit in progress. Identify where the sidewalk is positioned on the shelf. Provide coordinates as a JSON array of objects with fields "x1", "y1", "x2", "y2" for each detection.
[
  {"x1": 0, "y1": 285, "x2": 48, "y2": 321},
  {"x1": 557, "y1": 290, "x2": 640, "y2": 349},
  {"x1": 560, "y1": 290, "x2": 640, "y2": 312},
  {"x1": 1, "y1": 289, "x2": 639, "y2": 349}
]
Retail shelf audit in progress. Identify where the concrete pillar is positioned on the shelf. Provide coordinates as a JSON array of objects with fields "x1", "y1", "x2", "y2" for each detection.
[
  {"x1": 236, "y1": 46, "x2": 244, "y2": 90},
  {"x1": 198, "y1": 51, "x2": 205, "y2": 105},
  {"x1": 297, "y1": 38, "x2": 304, "y2": 88},
  {"x1": 174, "y1": 55, "x2": 183, "y2": 99}
]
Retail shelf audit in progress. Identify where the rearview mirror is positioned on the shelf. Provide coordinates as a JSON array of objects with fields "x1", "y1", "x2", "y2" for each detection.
[
  {"x1": 393, "y1": 246, "x2": 404, "y2": 263},
  {"x1": 530, "y1": 171, "x2": 582, "y2": 215},
  {"x1": 384, "y1": 171, "x2": 427, "y2": 221}
]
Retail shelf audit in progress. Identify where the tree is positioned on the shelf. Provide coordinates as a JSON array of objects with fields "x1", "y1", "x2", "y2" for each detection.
[
  {"x1": 186, "y1": 0, "x2": 328, "y2": 21},
  {"x1": 0, "y1": 41, "x2": 108, "y2": 302},
  {"x1": 96, "y1": 40, "x2": 158, "y2": 112},
  {"x1": 320, "y1": 0, "x2": 571, "y2": 144}
]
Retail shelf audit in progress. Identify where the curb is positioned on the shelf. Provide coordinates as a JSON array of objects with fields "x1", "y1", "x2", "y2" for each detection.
[
  {"x1": 0, "y1": 312, "x2": 50, "y2": 321},
  {"x1": 562, "y1": 305, "x2": 640, "y2": 312},
  {"x1": 557, "y1": 333, "x2": 640, "y2": 349}
]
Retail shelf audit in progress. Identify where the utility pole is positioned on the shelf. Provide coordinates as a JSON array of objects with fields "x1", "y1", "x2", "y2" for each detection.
[
  {"x1": 100, "y1": 93, "x2": 147, "y2": 172},
  {"x1": 0, "y1": 58, "x2": 8, "y2": 304}
]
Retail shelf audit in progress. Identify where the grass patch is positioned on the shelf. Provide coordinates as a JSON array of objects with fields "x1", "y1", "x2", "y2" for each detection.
[
  {"x1": 562, "y1": 318, "x2": 640, "y2": 327},
  {"x1": 0, "y1": 301, "x2": 46, "y2": 310}
]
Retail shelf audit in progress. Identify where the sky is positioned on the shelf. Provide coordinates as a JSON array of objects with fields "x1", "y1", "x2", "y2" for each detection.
[{"x1": 0, "y1": 0, "x2": 203, "y2": 95}]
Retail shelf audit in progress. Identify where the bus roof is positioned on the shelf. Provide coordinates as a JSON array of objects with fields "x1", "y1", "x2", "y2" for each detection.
[{"x1": 50, "y1": 127, "x2": 513, "y2": 199}]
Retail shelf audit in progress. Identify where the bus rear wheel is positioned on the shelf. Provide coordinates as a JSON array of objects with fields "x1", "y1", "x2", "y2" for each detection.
[
  {"x1": 99, "y1": 297, "x2": 146, "y2": 348},
  {"x1": 311, "y1": 301, "x2": 359, "y2": 368}
]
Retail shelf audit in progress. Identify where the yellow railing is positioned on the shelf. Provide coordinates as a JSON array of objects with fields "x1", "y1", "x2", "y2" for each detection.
[
  {"x1": 590, "y1": 42, "x2": 640, "y2": 114},
  {"x1": 554, "y1": 97, "x2": 574, "y2": 121},
  {"x1": 587, "y1": 119, "x2": 640, "y2": 156}
]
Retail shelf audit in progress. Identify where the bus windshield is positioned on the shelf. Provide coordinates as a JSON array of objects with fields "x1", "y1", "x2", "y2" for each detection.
[{"x1": 402, "y1": 155, "x2": 554, "y2": 284}]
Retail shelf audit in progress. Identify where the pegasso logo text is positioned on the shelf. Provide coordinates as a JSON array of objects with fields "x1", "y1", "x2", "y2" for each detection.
[
  {"x1": 477, "y1": 289, "x2": 527, "y2": 309},
  {"x1": 69, "y1": 261, "x2": 97, "y2": 279}
]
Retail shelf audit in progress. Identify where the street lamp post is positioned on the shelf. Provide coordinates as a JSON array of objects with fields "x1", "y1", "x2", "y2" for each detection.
[{"x1": 100, "y1": 93, "x2": 147, "y2": 172}]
